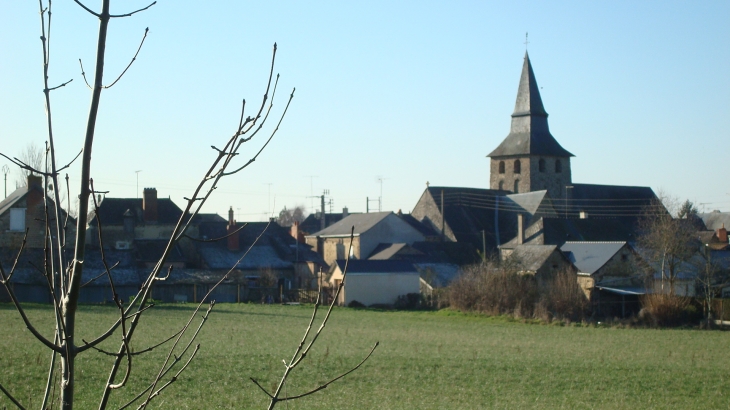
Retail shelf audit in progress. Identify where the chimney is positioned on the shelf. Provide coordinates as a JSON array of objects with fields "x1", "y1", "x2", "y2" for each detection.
[
  {"x1": 517, "y1": 213, "x2": 524, "y2": 245},
  {"x1": 142, "y1": 188, "x2": 158, "y2": 222},
  {"x1": 26, "y1": 175, "x2": 43, "y2": 208},
  {"x1": 227, "y1": 206, "x2": 239, "y2": 251},
  {"x1": 291, "y1": 220, "x2": 300, "y2": 243},
  {"x1": 718, "y1": 223, "x2": 728, "y2": 244},
  {"x1": 343, "y1": 207, "x2": 349, "y2": 218}
]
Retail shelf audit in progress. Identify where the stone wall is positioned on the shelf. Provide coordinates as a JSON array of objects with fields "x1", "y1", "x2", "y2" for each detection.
[{"x1": 490, "y1": 155, "x2": 572, "y2": 199}]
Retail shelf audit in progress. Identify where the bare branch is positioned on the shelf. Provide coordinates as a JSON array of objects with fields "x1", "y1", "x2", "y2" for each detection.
[
  {"x1": 47, "y1": 78, "x2": 73, "y2": 91},
  {"x1": 277, "y1": 342, "x2": 379, "y2": 402},
  {"x1": 103, "y1": 27, "x2": 149, "y2": 88},
  {"x1": 79, "y1": 58, "x2": 92, "y2": 89},
  {"x1": 109, "y1": 1, "x2": 157, "y2": 18},
  {"x1": 0, "y1": 381, "x2": 27, "y2": 409},
  {"x1": 72, "y1": 0, "x2": 100, "y2": 17}
]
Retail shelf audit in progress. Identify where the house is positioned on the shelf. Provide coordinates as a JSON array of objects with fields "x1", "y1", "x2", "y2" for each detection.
[
  {"x1": 506, "y1": 244, "x2": 575, "y2": 288},
  {"x1": 0, "y1": 175, "x2": 76, "y2": 249},
  {"x1": 297, "y1": 207, "x2": 359, "y2": 238},
  {"x1": 329, "y1": 259, "x2": 421, "y2": 306},
  {"x1": 700, "y1": 211, "x2": 730, "y2": 231},
  {"x1": 305, "y1": 211, "x2": 426, "y2": 266},
  {"x1": 561, "y1": 241, "x2": 644, "y2": 296},
  {"x1": 197, "y1": 208, "x2": 325, "y2": 291}
]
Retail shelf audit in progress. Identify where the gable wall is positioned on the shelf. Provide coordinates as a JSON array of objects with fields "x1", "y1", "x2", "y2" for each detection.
[
  {"x1": 411, "y1": 190, "x2": 455, "y2": 241},
  {"x1": 359, "y1": 214, "x2": 425, "y2": 259}
]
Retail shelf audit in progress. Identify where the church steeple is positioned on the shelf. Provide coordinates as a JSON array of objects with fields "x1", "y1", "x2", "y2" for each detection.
[
  {"x1": 488, "y1": 52, "x2": 573, "y2": 198},
  {"x1": 488, "y1": 52, "x2": 573, "y2": 158}
]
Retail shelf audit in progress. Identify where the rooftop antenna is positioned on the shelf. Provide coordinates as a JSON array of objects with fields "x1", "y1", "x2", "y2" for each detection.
[
  {"x1": 524, "y1": 32, "x2": 529, "y2": 51},
  {"x1": 135, "y1": 170, "x2": 142, "y2": 199},
  {"x1": 305, "y1": 175, "x2": 318, "y2": 210},
  {"x1": 376, "y1": 176, "x2": 388, "y2": 212}
]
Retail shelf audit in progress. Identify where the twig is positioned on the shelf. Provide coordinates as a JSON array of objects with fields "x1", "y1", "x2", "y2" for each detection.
[
  {"x1": 104, "y1": 27, "x2": 149, "y2": 88},
  {"x1": 0, "y1": 381, "x2": 26, "y2": 409},
  {"x1": 110, "y1": 1, "x2": 156, "y2": 18}
]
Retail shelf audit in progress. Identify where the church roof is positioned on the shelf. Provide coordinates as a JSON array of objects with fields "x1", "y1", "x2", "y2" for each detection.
[{"x1": 488, "y1": 52, "x2": 573, "y2": 158}]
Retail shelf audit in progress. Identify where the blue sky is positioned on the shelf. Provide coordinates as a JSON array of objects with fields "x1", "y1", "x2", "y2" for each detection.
[{"x1": 1, "y1": 1, "x2": 729, "y2": 221}]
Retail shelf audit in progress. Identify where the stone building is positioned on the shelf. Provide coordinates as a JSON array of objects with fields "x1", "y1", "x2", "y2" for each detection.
[{"x1": 488, "y1": 52, "x2": 573, "y2": 199}]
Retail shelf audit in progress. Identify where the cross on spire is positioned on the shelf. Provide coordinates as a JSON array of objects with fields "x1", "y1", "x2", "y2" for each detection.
[{"x1": 524, "y1": 32, "x2": 529, "y2": 50}]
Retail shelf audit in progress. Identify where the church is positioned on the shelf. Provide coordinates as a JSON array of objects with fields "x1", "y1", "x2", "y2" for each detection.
[{"x1": 411, "y1": 52, "x2": 658, "y2": 256}]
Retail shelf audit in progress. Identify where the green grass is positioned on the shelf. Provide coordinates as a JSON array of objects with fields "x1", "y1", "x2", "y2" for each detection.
[{"x1": 1, "y1": 303, "x2": 728, "y2": 409}]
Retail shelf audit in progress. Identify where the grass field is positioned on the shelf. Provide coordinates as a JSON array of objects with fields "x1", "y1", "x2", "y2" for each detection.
[{"x1": 1, "y1": 303, "x2": 728, "y2": 409}]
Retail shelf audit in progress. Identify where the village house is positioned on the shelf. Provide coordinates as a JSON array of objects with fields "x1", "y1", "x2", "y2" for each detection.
[{"x1": 329, "y1": 259, "x2": 421, "y2": 306}]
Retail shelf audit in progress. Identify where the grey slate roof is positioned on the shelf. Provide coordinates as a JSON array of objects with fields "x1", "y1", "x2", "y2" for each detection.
[
  {"x1": 509, "y1": 244, "x2": 562, "y2": 272},
  {"x1": 560, "y1": 241, "x2": 627, "y2": 275},
  {"x1": 334, "y1": 259, "x2": 418, "y2": 275},
  {"x1": 488, "y1": 52, "x2": 573, "y2": 158},
  {"x1": 368, "y1": 243, "x2": 423, "y2": 260},
  {"x1": 310, "y1": 212, "x2": 391, "y2": 237},
  {"x1": 700, "y1": 211, "x2": 730, "y2": 231},
  {"x1": 88, "y1": 197, "x2": 184, "y2": 226},
  {"x1": 566, "y1": 183, "x2": 658, "y2": 218}
]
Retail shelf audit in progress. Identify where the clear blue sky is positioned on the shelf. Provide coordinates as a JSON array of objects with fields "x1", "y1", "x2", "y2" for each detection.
[{"x1": 2, "y1": 1, "x2": 729, "y2": 221}]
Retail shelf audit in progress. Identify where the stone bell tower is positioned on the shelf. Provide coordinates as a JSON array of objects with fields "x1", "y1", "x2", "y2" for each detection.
[{"x1": 488, "y1": 52, "x2": 573, "y2": 199}]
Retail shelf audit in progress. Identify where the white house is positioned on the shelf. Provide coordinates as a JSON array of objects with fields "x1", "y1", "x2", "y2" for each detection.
[{"x1": 329, "y1": 259, "x2": 421, "y2": 306}]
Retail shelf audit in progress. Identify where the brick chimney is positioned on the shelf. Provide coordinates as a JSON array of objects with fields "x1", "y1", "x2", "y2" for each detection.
[
  {"x1": 718, "y1": 224, "x2": 728, "y2": 243},
  {"x1": 227, "y1": 206, "x2": 239, "y2": 251},
  {"x1": 26, "y1": 175, "x2": 43, "y2": 208},
  {"x1": 142, "y1": 188, "x2": 158, "y2": 222}
]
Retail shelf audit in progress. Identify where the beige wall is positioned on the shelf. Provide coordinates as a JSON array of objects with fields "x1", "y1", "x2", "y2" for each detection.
[{"x1": 330, "y1": 269, "x2": 420, "y2": 306}]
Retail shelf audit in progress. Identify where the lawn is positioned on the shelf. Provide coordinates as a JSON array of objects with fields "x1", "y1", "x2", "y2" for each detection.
[{"x1": 0, "y1": 303, "x2": 728, "y2": 409}]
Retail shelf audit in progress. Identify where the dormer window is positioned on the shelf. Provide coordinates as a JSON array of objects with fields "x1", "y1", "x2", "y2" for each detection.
[
  {"x1": 514, "y1": 160, "x2": 521, "y2": 174},
  {"x1": 9, "y1": 208, "x2": 26, "y2": 231}
]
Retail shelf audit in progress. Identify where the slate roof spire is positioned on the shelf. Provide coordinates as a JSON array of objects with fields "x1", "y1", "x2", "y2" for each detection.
[{"x1": 488, "y1": 52, "x2": 573, "y2": 158}]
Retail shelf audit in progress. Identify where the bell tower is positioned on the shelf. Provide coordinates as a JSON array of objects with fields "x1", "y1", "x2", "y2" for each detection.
[{"x1": 488, "y1": 52, "x2": 573, "y2": 199}]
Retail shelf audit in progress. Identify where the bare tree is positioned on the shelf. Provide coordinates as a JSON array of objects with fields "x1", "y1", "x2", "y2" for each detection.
[
  {"x1": 0, "y1": 2, "x2": 375, "y2": 409},
  {"x1": 276, "y1": 204, "x2": 306, "y2": 227},
  {"x1": 14, "y1": 142, "x2": 44, "y2": 188},
  {"x1": 637, "y1": 195, "x2": 699, "y2": 295}
]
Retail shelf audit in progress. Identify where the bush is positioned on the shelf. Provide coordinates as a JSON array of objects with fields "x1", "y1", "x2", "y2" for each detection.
[
  {"x1": 640, "y1": 293, "x2": 694, "y2": 326},
  {"x1": 347, "y1": 300, "x2": 365, "y2": 308},
  {"x1": 447, "y1": 262, "x2": 538, "y2": 317},
  {"x1": 538, "y1": 269, "x2": 589, "y2": 322},
  {"x1": 394, "y1": 293, "x2": 430, "y2": 310}
]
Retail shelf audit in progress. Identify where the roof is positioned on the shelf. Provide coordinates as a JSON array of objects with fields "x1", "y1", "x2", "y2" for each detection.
[
  {"x1": 560, "y1": 241, "x2": 627, "y2": 275},
  {"x1": 134, "y1": 239, "x2": 186, "y2": 263},
  {"x1": 488, "y1": 52, "x2": 573, "y2": 158},
  {"x1": 334, "y1": 259, "x2": 418, "y2": 275},
  {"x1": 700, "y1": 211, "x2": 730, "y2": 231},
  {"x1": 413, "y1": 187, "x2": 516, "y2": 253},
  {"x1": 509, "y1": 244, "x2": 562, "y2": 272},
  {"x1": 414, "y1": 263, "x2": 461, "y2": 287},
  {"x1": 368, "y1": 243, "x2": 423, "y2": 260},
  {"x1": 397, "y1": 213, "x2": 440, "y2": 238},
  {"x1": 0, "y1": 185, "x2": 32, "y2": 216},
  {"x1": 88, "y1": 197, "x2": 184, "y2": 226},
  {"x1": 567, "y1": 184, "x2": 658, "y2": 218},
  {"x1": 310, "y1": 212, "x2": 392, "y2": 237},
  {"x1": 504, "y1": 190, "x2": 557, "y2": 218},
  {"x1": 298, "y1": 212, "x2": 360, "y2": 234}
]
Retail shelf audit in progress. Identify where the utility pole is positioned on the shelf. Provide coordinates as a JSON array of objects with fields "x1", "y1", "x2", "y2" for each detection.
[
  {"x1": 376, "y1": 176, "x2": 388, "y2": 212},
  {"x1": 2, "y1": 165, "x2": 8, "y2": 198}
]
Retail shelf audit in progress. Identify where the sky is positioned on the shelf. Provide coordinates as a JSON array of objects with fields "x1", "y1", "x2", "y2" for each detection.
[{"x1": 1, "y1": 1, "x2": 729, "y2": 222}]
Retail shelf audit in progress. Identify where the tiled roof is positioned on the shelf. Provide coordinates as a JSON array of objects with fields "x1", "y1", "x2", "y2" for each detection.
[
  {"x1": 311, "y1": 212, "x2": 392, "y2": 237},
  {"x1": 88, "y1": 197, "x2": 184, "y2": 226},
  {"x1": 509, "y1": 244, "x2": 562, "y2": 272}
]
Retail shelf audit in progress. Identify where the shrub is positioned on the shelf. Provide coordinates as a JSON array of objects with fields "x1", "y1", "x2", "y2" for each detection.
[
  {"x1": 347, "y1": 300, "x2": 366, "y2": 308},
  {"x1": 640, "y1": 293, "x2": 693, "y2": 326},
  {"x1": 394, "y1": 293, "x2": 430, "y2": 310},
  {"x1": 538, "y1": 269, "x2": 589, "y2": 322}
]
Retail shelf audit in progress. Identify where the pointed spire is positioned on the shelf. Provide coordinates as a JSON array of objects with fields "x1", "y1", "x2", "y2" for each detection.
[
  {"x1": 488, "y1": 52, "x2": 573, "y2": 158},
  {"x1": 512, "y1": 52, "x2": 548, "y2": 118}
]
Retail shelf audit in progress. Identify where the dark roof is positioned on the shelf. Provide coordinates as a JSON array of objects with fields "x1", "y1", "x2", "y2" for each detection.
[
  {"x1": 0, "y1": 185, "x2": 33, "y2": 216},
  {"x1": 560, "y1": 241, "x2": 628, "y2": 274},
  {"x1": 334, "y1": 259, "x2": 418, "y2": 275},
  {"x1": 397, "y1": 213, "x2": 440, "y2": 238},
  {"x1": 134, "y1": 239, "x2": 186, "y2": 264},
  {"x1": 298, "y1": 212, "x2": 359, "y2": 235},
  {"x1": 310, "y1": 212, "x2": 392, "y2": 237},
  {"x1": 509, "y1": 244, "x2": 562, "y2": 272},
  {"x1": 414, "y1": 263, "x2": 461, "y2": 287},
  {"x1": 197, "y1": 220, "x2": 325, "y2": 270},
  {"x1": 415, "y1": 187, "x2": 517, "y2": 254},
  {"x1": 88, "y1": 197, "x2": 184, "y2": 226},
  {"x1": 488, "y1": 52, "x2": 573, "y2": 158},
  {"x1": 566, "y1": 184, "x2": 658, "y2": 218}
]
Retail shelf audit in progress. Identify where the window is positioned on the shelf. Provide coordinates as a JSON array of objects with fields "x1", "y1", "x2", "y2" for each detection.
[
  {"x1": 9, "y1": 208, "x2": 26, "y2": 231},
  {"x1": 513, "y1": 179, "x2": 519, "y2": 193},
  {"x1": 513, "y1": 159, "x2": 521, "y2": 174},
  {"x1": 539, "y1": 158, "x2": 546, "y2": 172},
  {"x1": 555, "y1": 159, "x2": 562, "y2": 173},
  {"x1": 498, "y1": 161, "x2": 505, "y2": 174}
]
